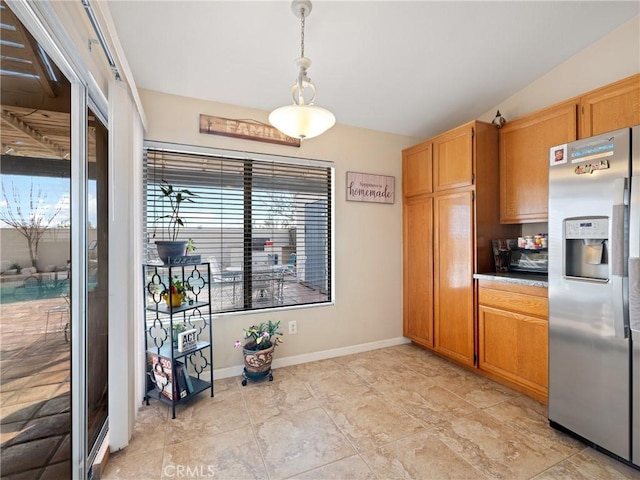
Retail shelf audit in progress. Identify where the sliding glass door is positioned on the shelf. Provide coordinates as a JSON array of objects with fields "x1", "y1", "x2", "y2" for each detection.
[{"x1": 0, "y1": 2, "x2": 109, "y2": 477}]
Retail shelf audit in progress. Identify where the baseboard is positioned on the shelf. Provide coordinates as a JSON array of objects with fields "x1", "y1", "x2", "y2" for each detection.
[{"x1": 214, "y1": 336, "x2": 411, "y2": 379}]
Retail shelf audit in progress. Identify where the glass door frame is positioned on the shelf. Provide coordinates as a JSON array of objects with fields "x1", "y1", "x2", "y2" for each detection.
[{"x1": 7, "y1": 1, "x2": 110, "y2": 477}]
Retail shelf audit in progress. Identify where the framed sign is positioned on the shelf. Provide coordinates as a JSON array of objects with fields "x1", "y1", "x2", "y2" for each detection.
[
  {"x1": 346, "y1": 172, "x2": 395, "y2": 204},
  {"x1": 199, "y1": 114, "x2": 300, "y2": 147}
]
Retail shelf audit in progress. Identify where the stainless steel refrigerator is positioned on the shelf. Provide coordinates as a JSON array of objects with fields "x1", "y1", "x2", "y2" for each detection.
[{"x1": 548, "y1": 125, "x2": 640, "y2": 468}]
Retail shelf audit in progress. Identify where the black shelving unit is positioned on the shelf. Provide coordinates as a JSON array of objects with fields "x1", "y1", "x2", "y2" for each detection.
[{"x1": 143, "y1": 262, "x2": 214, "y2": 418}]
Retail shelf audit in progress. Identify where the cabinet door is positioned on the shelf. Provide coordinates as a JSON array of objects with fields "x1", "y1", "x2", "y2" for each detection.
[
  {"x1": 478, "y1": 305, "x2": 548, "y2": 399},
  {"x1": 403, "y1": 142, "x2": 433, "y2": 197},
  {"x1": 499, "y1": 101, "x2": 577, "y2": 223},
  {"x1": 433, "y1": 125, "x2": 473, "y2": 192},
  {"x1": 580, "y1": 74, "x2": 640, "y2": 138},
  {"x1": 434, "y1": 190, "x2": 474, "y2": 365},
  {"x1": 403, "y1": 196, "x2": 434, "y2": 347}
]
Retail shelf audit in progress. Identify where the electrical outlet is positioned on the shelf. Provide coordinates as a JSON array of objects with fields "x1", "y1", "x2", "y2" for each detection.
[{"x1": 288, "y1": 320, "x2": 297, "y2": 335}]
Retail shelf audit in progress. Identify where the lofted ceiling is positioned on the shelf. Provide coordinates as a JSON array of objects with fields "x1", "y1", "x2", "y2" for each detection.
[
  {"x1": 106, "y1": 1, "x2": 639, "y2": 140},
  {"x1": 1, "y1": 1, "x2": 638, "y2": 160}
]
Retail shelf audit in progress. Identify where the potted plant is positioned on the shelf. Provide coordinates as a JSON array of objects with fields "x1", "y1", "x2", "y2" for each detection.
[
  {"x1": 172, "y1": 322, "x2": 187, "y2": 347},
  {"x1": 153, "y1": 180, "x2": 198, "y2": 264},
  {"x1": 161, "y1": 275, "x2": 192, "y2": 308},
  {"x1": 185, "y1": 238, "x2": 196, "y2": 255},
  {"x1": 234, "y1": 320, "x2": 283, "y2": 385}
]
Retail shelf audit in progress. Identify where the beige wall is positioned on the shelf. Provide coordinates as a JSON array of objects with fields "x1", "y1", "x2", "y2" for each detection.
[
  {"x1": 140, "y1": 88, "x2": 419, "y2": 371},
  {"x1": 480, "y1": 15, "x2": 640, "y2": 122}
]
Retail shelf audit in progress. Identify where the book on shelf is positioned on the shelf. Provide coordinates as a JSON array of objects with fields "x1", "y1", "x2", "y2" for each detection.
[
  {"x1": 176, "y1": 360, "x2": 194, "y2": 393},
  {"x1": 173, "y1": 361, "x2": 189, "y2": 399}
]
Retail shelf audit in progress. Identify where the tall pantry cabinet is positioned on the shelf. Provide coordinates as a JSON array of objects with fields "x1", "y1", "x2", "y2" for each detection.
[{"x1": 402, "y1": 121, "x2": 518, "y2": 366}]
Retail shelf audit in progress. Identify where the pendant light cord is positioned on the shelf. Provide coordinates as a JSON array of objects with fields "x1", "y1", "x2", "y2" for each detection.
[{"x1": 300, "y1": 8, "x2": 306, "y2": 58}]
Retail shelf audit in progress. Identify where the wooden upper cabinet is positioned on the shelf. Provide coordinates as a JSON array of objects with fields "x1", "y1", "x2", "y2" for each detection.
[
  {"x1": 499, "y1": 101, "x2": 577, "y2": 223},
  {"x1": 580, "y1": 74, "x2": 640, "y2": 138},
  {"x1": 433, "y1": 124, "x2": 474, "y2": 192},
  {"x1": 403, "y1": 142, "x2": 433, "y2": 197}
]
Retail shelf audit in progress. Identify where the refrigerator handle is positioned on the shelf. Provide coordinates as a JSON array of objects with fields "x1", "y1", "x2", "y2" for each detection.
[
  {"x1": 611, "y1": 203, "x2": 625, "y2": 277},
  {"x1": 612, "y1": 179, "x2": 627, "y2": 338}
]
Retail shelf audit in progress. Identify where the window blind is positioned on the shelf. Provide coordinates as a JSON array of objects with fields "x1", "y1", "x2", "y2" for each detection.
[{"x1": 143, "y1": 142, "x2": 333, "y2": 312}]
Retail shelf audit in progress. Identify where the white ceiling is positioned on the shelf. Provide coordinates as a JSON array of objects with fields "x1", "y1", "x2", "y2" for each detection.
[{"x1": 106, "y1": 1, "x2": 639, "y2": 139}]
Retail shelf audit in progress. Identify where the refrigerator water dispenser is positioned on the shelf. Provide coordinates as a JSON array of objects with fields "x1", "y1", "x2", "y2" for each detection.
[{"x1": 564, "y1": 217, "x2": 609, "y2": 281}]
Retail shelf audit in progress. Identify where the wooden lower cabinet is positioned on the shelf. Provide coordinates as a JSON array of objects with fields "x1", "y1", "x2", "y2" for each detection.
[{"x1": 477, "y1": 280, "x2": 548, "y2": 403}]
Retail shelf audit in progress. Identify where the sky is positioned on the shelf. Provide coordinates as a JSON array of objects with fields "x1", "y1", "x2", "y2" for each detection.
[{"x1": 0, "y1": 174, "x2": 97, "y2": 229}]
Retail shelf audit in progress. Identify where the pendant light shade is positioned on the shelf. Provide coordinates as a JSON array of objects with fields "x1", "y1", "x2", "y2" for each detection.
[
  {"x1": 269, "y1": 0, "x2": 335, "y2": 140},
  {"x1": 269, "y1": 104, "x2": 335, "y2": 140}
]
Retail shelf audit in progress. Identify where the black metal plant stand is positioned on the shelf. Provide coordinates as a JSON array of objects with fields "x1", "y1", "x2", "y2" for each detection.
[{"x1": 142, "y1": 262, "x2": 214, "y2": 418}]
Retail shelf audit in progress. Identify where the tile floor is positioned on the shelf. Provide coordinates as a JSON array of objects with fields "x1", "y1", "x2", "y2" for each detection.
[
  {"x1": 0, "y1": 277, "x2": 325, "y2": 479},
  {"x1": 103, "y1": 344, "x2": 640, "y2": 480}
]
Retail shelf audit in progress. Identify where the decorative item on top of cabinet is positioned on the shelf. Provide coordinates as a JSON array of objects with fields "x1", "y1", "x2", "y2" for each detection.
[
  {"x1": 477, "y1": 279, "x2": 548, "y2": 403},
  {"x1": 499, "y1": 100, "x2": 577, "y2": 224},
  {"x1": 402, "y1": 141, "x2": 432, "y2": 198},
  {"x1": 491, "y1": 110, "x2": 506, "y2": 128},
  {"x1": 580, "y1": 73, "x2": 640, "y2": 138}
]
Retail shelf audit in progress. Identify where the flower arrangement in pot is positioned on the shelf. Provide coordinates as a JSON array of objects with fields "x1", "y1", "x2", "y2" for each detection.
[
  {"x1": 153, "y1": 180, "x2": 198, "y2": 264},
  {"x1": 161, "y1": 275, "x2": 192, "y2": 308},
  {"x1": 234, "y1": 320, "x2": 283, "y2": 385}
]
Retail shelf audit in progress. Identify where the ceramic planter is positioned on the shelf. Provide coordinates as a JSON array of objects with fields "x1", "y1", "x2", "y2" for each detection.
[
  {"x1": 163, "y1": 292, "x2": 183, "y2": 308},
  {"x1": 242, "y1": 341, "x2": 275, "y2": 376},
  {"x1": 155, "y1": 240, "x2": 188, "y2": 265}
]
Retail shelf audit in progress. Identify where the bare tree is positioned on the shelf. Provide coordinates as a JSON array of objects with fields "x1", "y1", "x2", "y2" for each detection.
[
  {"x1": 256, "y1": 192, "x2": 295, "y2": 229},
  {"x1": 0, "y1": 181, "x2": 62, "y2": 270}
]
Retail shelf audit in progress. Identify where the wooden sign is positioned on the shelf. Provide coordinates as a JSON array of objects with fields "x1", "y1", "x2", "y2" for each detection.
[
  {"x1": 346, "y1": 171, "x2": 395, "y2": 204},
  {"x1": 199, "y1": 114, "x2": 300, "y2": 147},
  {"x1": 168, "y1": 255, "x2": 201, "y2": 266}
]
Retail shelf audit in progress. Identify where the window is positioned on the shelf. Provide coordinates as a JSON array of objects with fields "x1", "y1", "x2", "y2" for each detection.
[{"x1": 143, "y1": 142, "x2": 333, "y2": 312}]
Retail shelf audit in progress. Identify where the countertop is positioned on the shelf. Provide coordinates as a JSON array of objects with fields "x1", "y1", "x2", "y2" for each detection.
[{"x1": 473, "y1": 271, "x2": 548, "y2": 288}]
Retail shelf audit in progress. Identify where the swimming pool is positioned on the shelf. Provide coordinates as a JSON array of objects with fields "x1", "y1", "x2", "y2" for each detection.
[{"x1": 0, "y1": 276, "x2": 69, "y2": 304}]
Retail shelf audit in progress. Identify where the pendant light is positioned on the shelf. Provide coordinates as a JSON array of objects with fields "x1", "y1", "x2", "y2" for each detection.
[{"x1": 269, "y1": 0, "x2": 335, "y2": 140}]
